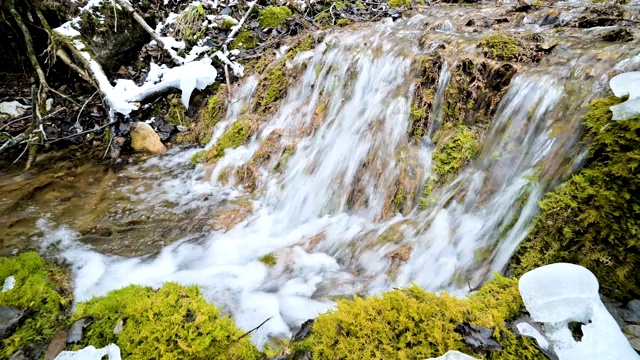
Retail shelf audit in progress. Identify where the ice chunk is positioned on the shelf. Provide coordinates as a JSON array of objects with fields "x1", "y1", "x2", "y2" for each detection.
[
  {"x1": 609, "y1": 71, "x2": 640, "y2": 120},
  {"x1": 426, "y1": 350, "x2": 479, "y2": 360},
  {"x1": 0, "y1": 101, "x2": 30, "y2": 117},
  {"x1": 518, "y1": 263, "x2": 640, "y2": 360},
  {"x1": 55, "y1": 344, "x2": 121, "y2": 360},
  {"x1": 2, "y1": 276, "x2": 15, "y2": 292}
]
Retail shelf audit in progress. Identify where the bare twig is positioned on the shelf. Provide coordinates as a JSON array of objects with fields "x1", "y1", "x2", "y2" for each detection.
[
  {"x1": 48, "y1": 120, "x2": 116, "y2": 144},
  {"x1": 75, "y1": 90, "x2": 100, "y2": 132},
  {"x1": 115, "y1": 0, "x2": 166, "y2": 48},
  {"x1": 230, "y1": 317, "x2": 272, "y2": 344}
]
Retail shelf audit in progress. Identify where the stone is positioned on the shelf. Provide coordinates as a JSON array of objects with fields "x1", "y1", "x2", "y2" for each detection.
[
  {"x1": 44, "y1": 330, "x2": 67, "y2": 360},
  {"x1": 623, "y1": 325, "x2": 640, "y2": 351},
  {"x1": 68, "y1": 317, "x2": 93, "y2": 343},
  {"x1": 130, "y1": 122, "x2": 167, "y2": 155},
  {"x1": 113, "y1": 319, "x2": 124, "y2": 335},
  {"x1": 601, "y1": 295, "x2": 626, "y2": 328},
  {"x1": 454, "y1": 322, "x2": 502, "y2": 352},
  {"x1": 0, "y1": 306, "x2": 26, "y2": 339},
  {"x1": 623, "y1": 300, "x2": 640, "y2": 324}
]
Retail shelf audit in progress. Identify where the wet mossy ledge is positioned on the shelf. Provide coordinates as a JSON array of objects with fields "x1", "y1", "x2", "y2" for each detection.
[
  {"x1": 512, "y1": 95, "x2": 640, "y2": 301},
  {"x1": 0, "y1": 253, "x2": 547, "y2": 359}
]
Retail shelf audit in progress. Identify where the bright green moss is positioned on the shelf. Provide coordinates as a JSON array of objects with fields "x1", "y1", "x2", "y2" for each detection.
[
  {"x1": 258, "y1": 6, "x2": 293, "y2": 29},
  {"x1": 230, "y1": 30, "x2": 259, "y2": 50},
  {"x1": 432, "y1": 124, "x2": 479, "y2": 176},
  {"x1": 478, "y1": 34, "x2": 526, "y2": 61},
  {"x1": 203, "y1": 117, "x2": 252, "y2": 164},
  {"x1": 258, "y1": 253, "x2": 277, "y2": 266},
  {"x1": 294, "y1": 275, "x2": 544, "y2": 359},
  {"x1": 513, "y1": 95, "x2": 640, "y2": 301},
  {"x1": 388, "y1": 0, "x2": 411, "y2": 8},
  {"x1": 179, "y1": 86, "x2": 227, "y2": 145},
  {"x1": 336, "y1": 18, "x2": 353, "y2": 26},
  {"x1": 0, "y1": 252, "x2": 71, "y2": 358},
  {"x1": 286, "y1": 37, "x2": 316, "y2": 59},
  {"x1": 72, "y1": 283, "x2": 260, "y2": 359}
]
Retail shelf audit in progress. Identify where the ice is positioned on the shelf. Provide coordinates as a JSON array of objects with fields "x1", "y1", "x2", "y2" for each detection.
[
  {"x1": 2, "y1": 276, "x2": 15, "y2": 292},
  {"x1": 518, "y1": 263, "x2": 640, "y2": 360},
  {"x1": 609, "y1": 71, "x2": 640, "y2": 121},
  {"x1": 0, "y1": 101, "x2": 30, "y2": 117},
  {"x1": 55, "y1": 344, "x2": 121, "y2": 360}
]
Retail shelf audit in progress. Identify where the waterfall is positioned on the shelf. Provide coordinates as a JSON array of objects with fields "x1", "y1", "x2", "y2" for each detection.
[{"x1": 37, "y1": 12, "x2": 634, "y2": 346}]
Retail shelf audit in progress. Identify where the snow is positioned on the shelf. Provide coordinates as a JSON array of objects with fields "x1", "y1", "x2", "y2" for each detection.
[
  {"x1": 518, "y1": 263, "x2": 640, "y2": 360},
  {"x1": 2, "y1": 276, "x2": 15, "y2": 292},
  {"x1": 55, "y1": 344, "x2": 121, "y2": 360},
  {"x1": 609, "y1": 71, "x2": 640, "y2": 121},
  {"x1": 426, "y1": 351, "x2": 478, "y2": 360},
  {"x1": 54, "y1": 21, "x2": 81, "y2": 38},
  {"x1": 0, "y1": 101, "x2": 30, "y2": 117}
]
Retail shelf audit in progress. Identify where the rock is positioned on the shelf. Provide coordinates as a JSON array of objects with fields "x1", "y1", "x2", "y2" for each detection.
[
  {"x1": 0, "y1": 306, "x2": 26, "y2": 339},
  {"x1": 2, "y1": 275, "x2": 15, "y2": 292},
  {"x1": 0, "y1": 101, "x2": 30, "y2": 117},
  {"x1": 623, "y1": 300, "x2": 640, "y2": 324},
  {"x1": 68, "y1": 317, "x2": 93, "y2": 344},
  {"x1": 601, "y1": 28, "x2": 634, "y2": 42},
  {"x1": 8, "y1": 350, "x2": 29, "y2": 360},
  {"x1": 453, "y1": 322, "x2": 502, "y2": 352},
  {"x1": 623, "y1": 325, "x2": 640, "y2": 351},
  {"x1": 130, "y1": 122, "x2": 167, "y2": 155},
  {"x1": 113, "y1": 319, "x2": 124, "y2": 335},
  {"x1": 176, "y1": 125, "x2": 188, "y2": 132},
  {"x1": 601, "y1": 295, "x2": 626, "y2": 328},
  {"x1": 44, "y1": 330, "x2": 68, "y2": 360},
  {"x1": 292, "y1": 319, "x2": 314, "y2": 342},
  {"x1": 426, "y1": 351, "x2": 479, "y2": 360}
]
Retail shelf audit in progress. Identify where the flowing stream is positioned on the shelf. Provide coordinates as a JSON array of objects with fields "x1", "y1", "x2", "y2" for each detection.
[{"x1": 2, "y1": 4, "x2": 639, "y2": 346}]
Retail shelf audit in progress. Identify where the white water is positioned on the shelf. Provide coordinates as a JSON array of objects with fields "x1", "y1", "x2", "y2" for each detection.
[{"x1": 37, "y1": 15, "x2": 619, "y2": 346}]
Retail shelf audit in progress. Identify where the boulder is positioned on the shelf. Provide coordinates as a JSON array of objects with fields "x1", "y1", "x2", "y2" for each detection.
[
  {"x1": 130, "y1": 122, "x2": 167, "y2": 155},
  {"x1": 623, "y1": 300, "x2": 640, "y2": 324}
]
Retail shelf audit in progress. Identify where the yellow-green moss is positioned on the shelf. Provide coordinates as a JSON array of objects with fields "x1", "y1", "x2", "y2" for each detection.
[
  {"x1": 294, "y1": 275, "x2": 544, "y2": 359},
  {"x1": 388, "y1": 0, "x2": 411, "y2": 7},
  {"x1": 336, "y1": 18, "x2": 353, "y2": 26},
  {"x1": 256, "y1": 62, "x2": 289, "y2": 113},
  {"x1": 258, "y1": 253, "x2": 277, "y2": 266},
  {"x1": 179, "y1": 86, "x2": 227, "y2": 145},
  {"x1": 200, "y1": 117, "x2": 252, "y2": 164},
  {"x1": 0, "y1": 252, "x2": 71, "y2": 358},
  {"x1": 174, "y1": 3, "x2": 208, "y2": 45},
  {"x1": 230, "y1": 30, "x2": 259, "y2": 50},
  {"x1": 478, "y1": 34, "x2": 527, "y2": 61},
  {"x1": 512, "y1": 95, "x2": 640, "y2": 301},
  {"x1": 72, "y1": 283, "x2": 260, "y2": 359},
  {"x1": 286, "y1": 37, "x2": 316, "y2": 59},
  {"x1": 432, "y1": 124, "x2": 479, "y2": 176},
  {"x1": 258, "y1": 6, "x2": 293, "y2": 29}
]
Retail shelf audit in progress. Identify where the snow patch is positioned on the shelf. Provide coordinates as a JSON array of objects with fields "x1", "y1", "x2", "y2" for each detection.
[
  {"x1": 426, "y1": 351, "x2": 479, "y2": 360},
  {"x1": 609, "y1": 71, "x2": 640, "y2": 121},
  {"x1": 518, "y1": 263, "x2": 640, "y2": 360},
  {"x1": 0, "y1": 101, "x2": 30, "y2": 117},
  {"x1": 55, "y1": 344, "x2": 121, "y2": 360}
]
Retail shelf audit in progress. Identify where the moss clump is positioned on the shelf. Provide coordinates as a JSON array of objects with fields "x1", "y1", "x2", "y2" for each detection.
[
  {"x1": 201, "y1": 116, "x2": 252, "y2": 164},
  {"x1": 294, "y1": 276, "x2": 544, "y2": 359},
  {"x1": 0, "y1": 252, "x2": 71, "y2": 358},
  {"x1": 336, "y1": 18, "x2": 353, "y2": 26},
  {"x1": 258, "y1": 253, "x2": 277, "y2": 266},
  {"x1": 179, "y1": 86, "x2": 227, "y2": 145},
  {"x1": 230, "y1": 30, "x2": 259, "y2": 50},
  {"x1": 432, "y1": 124, "x2": 479, "y2": 176},
  {"x1": 258, "y1": 6, "x2": 293, "y2": 29},
  {"x1": 388, "y1": 0, "x2": 411, "y2": 7},
  {"x1": 512, "y1": 95, "x2": 640, "y2": 301},
  {"x1": 72, "y1": 283, "x2": 260, "y2": 359},
  {"x1": 478, "y1": 34, "x2": 527, "y2": 61},
  {"x1": 256, "y1": 62, "x2": 289, "y2": 113},
  {"x1": 286, "y1": 37, "x2": 316, "y2": 59},
  {"x1": 174, "y1": 3, "x2": 208, "y2": 45}
]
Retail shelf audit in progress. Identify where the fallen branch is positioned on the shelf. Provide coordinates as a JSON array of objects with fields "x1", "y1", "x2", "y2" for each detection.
[
  {"x1": 115, "y1": 0, "x2": 166, "y2": 48},
  {"x1": 230, "y1": 317, "x2": 272, "y2": 344},
  {"x1": 48, "y1": 120, "x2": 116, "y2": 144}
]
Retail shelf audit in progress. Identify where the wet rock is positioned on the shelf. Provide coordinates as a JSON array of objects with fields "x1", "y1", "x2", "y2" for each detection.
[
  {"x1": 8, "y1": 350, "x2": 29, "y2": 360},
  {"x1": 68, "y1": 317, "x2": 93, "y2": 344},
  {"x1": 601, "y1": 28, "x2": 633, "y2": 42},
  {"x1": 601, "y1": 295, "x2": 626, "y2": 328},
  {"x1": 0, "y1": 306, "x2": 26, "y2": 339},
  {"x1": 572, "y1": 5, "x2": 623, "y2": 28},
  {"x1": 130, "y1": 122, "x2": 167, "y2": 155},
  {"x1": 44, "y1": 330, "x2": 68, "y2": 360},
  {"x1": 292, "y1": 319, "x2": 314, "y2": 342},
  {"x1": 454, "y1": 323, "x2": 502, "y2": 353},
  {"x1": 623, "y1": 325, "x2": 640, "y2": 351},
  {"x1": 623, "y1": 299, "x2": 640, "y2": 324}
]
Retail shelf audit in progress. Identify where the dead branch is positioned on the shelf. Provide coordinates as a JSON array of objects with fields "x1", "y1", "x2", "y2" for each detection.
[{"x1": 114, "y1": 0, "x2": 166, "y2": 48}]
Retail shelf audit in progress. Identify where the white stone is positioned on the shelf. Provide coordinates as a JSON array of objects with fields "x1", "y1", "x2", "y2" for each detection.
[
  {"x1": 426, "y1": 350, "x2": 479, "y2": 360},
  {"x1": 0, "y1": 101, "x2": 29, "y2": 117},
  {"x1": 609, "y1": 71, "x2": 640, "y2": 121},
  {"x1": 55, "y1": 344, "x2": 121, "y2": 360}
]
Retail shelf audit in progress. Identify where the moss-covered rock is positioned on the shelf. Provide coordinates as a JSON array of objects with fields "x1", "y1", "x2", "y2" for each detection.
[
  {"x1": 194, "y1": 114, "x2": 256, "y2": 165},
  {"x1": 178, "y1": 85, "x2": 227, "y2": 145},
  {"x1": 0, "y1": 252, "x2": 72, "y2": 358},
  {"x1": 230, "y1": 30, "x2": 259, "y2": 50},
  {"x1": 293, "y1": 275, "x2": 545, "y2": 359},
  {"x1": 255, "y1": 62, "x2": 290, "y2": 114},
  {"x1": 432, "y1": 124, "x2": 479, "y2": 176},
  {"x1": 258, "y1": 6, "x2": 293, "y2": 29},
  {"x1": 71, "y1": 283, "x2": 260, "y2": 359},
  {"x1": 478, "y1": 34, "x2": 528, "y2": 62},
  {"x1": 512, "y1": 95, "x2": 640, "y2": 301}
]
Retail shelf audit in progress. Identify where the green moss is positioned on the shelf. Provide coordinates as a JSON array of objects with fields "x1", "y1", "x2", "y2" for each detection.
[
  {"x1": 165, "y1": 95, "x2": 185, "y2": 126},
  {"x1": 336, "y1": 18, "x2": 353, "y2": 26},
  {"x1": 72, "y1": 283, "x2": 260, "y2": 359},
  {"x1": 256, "y1": 62, "x2": 289, "y2": 113},
  {"x1": 203, "y1": 117, "x2": 252, "y2": 164},
  {"x1": 258, "y1": 253, "x2": 278, "y2": 266},
  {"x1": 0, "y1": 252, "x2": 71, "y2": 358},
  {"x1": 294, "y1": 275, "x2": 544, "y2": 359},
  {"x1": 433, "y1": 124, "x2": 479, "y2": 176},
  {"x1": 388, "y1": 0, "x2": 411, "y2": 8},
  {"x1": 179, "y1": 86, "x2": 227, "y2": 145},
  {"x1": 258, "y1": 6, "x2": 293, "y2": 29},
  {"x1": 230, "y1": 30, "x2": 259, "y2": 50},
  {"x1": 286, "y1": 37, "x2": 316, "y2": 59},
  {"x1": 513, "y1": 95, "x2": 640, "y2": 301},
  {"x1": 174, "y1": 4, "x2": 208, "y2": 45},
  {"x1": 478, "y1": 34, "x2": 527, "y2": 61}
]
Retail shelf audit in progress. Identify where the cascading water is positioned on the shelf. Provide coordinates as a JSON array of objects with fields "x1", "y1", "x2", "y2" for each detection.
[{"x1": 30, "y1": 10, "x2": 638, "y2": 346}]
